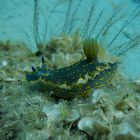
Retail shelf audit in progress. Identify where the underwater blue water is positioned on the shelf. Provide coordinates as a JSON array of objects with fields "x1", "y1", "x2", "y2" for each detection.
[{"x1": 0, "y1": 0, "x2": 140, "y2": 79}]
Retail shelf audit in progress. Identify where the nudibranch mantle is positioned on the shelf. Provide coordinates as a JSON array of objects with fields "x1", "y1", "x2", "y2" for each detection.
[{"x1": 26, "y1": 39, "x2": 118, "y2": 99}]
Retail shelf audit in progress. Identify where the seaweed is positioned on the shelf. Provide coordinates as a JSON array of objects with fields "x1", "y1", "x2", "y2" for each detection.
[
  {"x1": 29, "y1": 0, "x2": 140, "y2": 56},
  {"x1": 111, "y1": 33, "x2": 140, "y2": 56},
  {"x1": 108, "y1": 5, "x2": 140, "y2": 49},
  {"x1": 32, "y1": 0, "x2": 66, "y2": 52},
  {"x1": 82, "y1": 0, "x2": 97, "y2": 38}
]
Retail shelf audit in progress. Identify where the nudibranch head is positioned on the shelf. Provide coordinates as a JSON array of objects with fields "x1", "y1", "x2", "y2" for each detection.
[
  {"x1": 83, "y1": 39, "x2": 99, "y2": 62},
  {"x1": 26, "y1": 56, "x2": 49, "y2": 81}
]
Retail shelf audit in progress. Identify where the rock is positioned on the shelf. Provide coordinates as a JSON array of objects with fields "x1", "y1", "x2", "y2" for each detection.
[{"x1": 66, "y1": 109, "x2": 80, "y2": 122}]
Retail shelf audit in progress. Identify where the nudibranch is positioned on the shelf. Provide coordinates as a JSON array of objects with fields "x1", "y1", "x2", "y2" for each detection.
[{"x1": 26, "y1": 39, "x2": 118, "y2": 99}]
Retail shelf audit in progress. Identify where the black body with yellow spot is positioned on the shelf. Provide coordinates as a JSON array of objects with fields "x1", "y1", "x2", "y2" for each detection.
[{"x1": 26, "y1": 39, "x2": 118, "y2": 99}]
